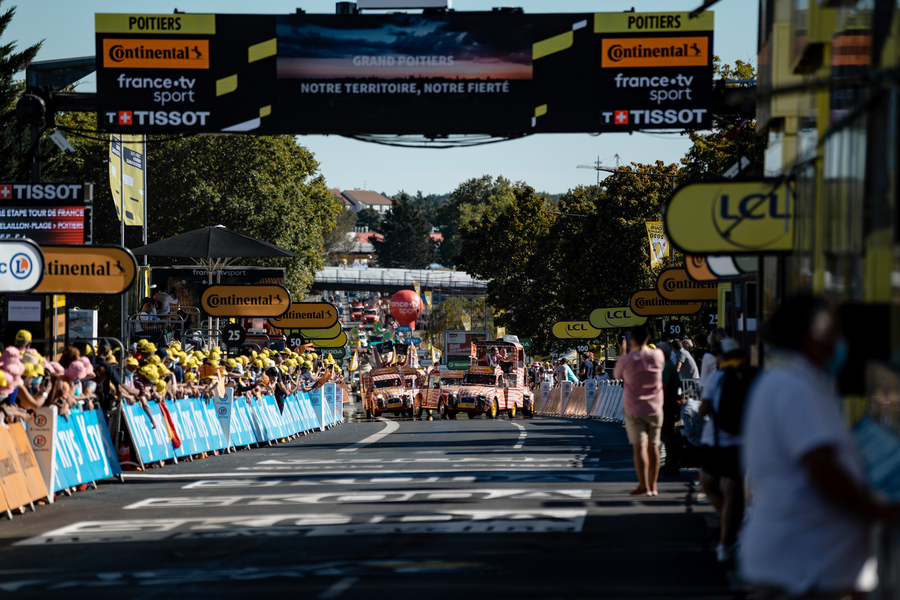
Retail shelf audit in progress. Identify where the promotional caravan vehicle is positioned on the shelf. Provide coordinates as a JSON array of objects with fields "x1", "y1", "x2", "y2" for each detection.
[
  {"x1": 400, "y1": 367, "x2": 425, "y2": 417},
  {"x1": 457, "y1": 341, "x2": 533, "y2": 418},
  {"x1": 361, "y1": 367, "x2": 416, "y2": 419},
  {"x1": 421, "y1": 369, "x2": 467, "y2": 419}
]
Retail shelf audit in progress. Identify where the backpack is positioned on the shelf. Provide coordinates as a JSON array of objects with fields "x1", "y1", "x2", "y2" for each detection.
[{"x1": 714, "y1": 365, "x2": 757, "y2": 436}]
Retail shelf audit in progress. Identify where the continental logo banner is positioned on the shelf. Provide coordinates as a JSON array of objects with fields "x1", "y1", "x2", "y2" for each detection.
[
  {"x1": 34, "y1": 245, "x2": 137, "y2": 295},
  {"x1": 630, "y1": 289, "x2": 703, "y2": 317},
  {"x1": 656, "y1": 268, "x2": 718, "y2": 301},
  {"x1": 685, "y1": 254, "x2": 718, "y2": 281},
  {"x1": 201, "y1": 284, "x2": 291, "y2": 318},
  {"x1": 602, "y1": 37, "x2": 709, "y2": 68},
  {"x1": 103, "y1": 39, "x2": 209, "y2": 69},
  {"x1": 588, "y1": 306, "x2": 647, "y2": 329},
  {"x1": 269, "y1": 302, "x2": 339, "y2": 329}
]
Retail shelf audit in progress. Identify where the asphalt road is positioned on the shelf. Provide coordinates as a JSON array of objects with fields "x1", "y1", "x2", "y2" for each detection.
[{"x1": 0, "y1": 410, "x2": 734, "y2": 599}]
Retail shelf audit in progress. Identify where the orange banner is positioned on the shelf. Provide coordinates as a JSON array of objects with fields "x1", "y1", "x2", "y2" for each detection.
[
  {"x1": 103, "y1": 38, "x2": 209, "y2": 69},
  {"x1": 602, "y1": 36, "x2": 709, "y2": 68},
  {"x1": 0, "y1": 424, "x2": 32, "y2": 508},
  {"x1": 8, "y1": 423, "x2": 48, "y2": 503}
]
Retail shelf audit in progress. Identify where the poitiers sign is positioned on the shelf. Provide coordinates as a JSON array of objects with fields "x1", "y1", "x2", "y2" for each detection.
[{"x1": 200, "y1": 284, "x2": 291, "y2": 318}]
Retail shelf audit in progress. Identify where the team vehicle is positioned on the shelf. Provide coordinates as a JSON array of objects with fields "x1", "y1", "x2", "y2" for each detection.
[
  {"x1": 361, "y1": 367, "x2": 417, "y2": 419},
  {"x1": 456, "y1": 341, "x2": 534, "y2": 418},
  {"x1": 350, "y1": 306, "x2": 363, "y2": 322},
  {"x1": 421, "y1": 369, "x2": 466, "y2": 419},
  {"x1": 363, "y1": 308, "x2": 379, "y2": 324}
]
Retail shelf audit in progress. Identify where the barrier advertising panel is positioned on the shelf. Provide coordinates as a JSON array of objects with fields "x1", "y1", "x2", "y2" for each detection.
[
  {"x1": 52, "y1": 409, "x2": 121, "y2": 492},
  {"x1": 95, "y1": 11, "x2": 713, "y2": 135},
  {"x1": 122, "y1": 401, "x2": 176, "y2": 465}
]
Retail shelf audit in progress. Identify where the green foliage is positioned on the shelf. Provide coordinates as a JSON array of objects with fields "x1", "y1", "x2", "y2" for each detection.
[
  {"x1": 457, "y1": 165, "x2": 679, "y2": 355},
  {"x1": 355, "y1": 207, "x2": 381, "y2": 229},
  {"x1": 681, "y1": 58, "x2": 766, "y2": 180},
  {"x1": 436, "y1": 175, "x2": 517, "y2": 266},
  {"x1": 423, "y1": 296, "x2": 494, "y2": 349},
  {"x1": 322, "y1": 206, "x2": 358, "y2": 258},
  {"x1": 43, "y1": 111, "x2": 338, "y2": 335},
  {"x1": 371, "y1": 192, "x2": 437, "y2": 268},
  {"x1": 0, "y1": 2, "x2": 42, "y2": 180}
]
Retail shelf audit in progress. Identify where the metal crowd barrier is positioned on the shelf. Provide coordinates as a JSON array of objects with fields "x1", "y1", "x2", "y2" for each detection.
[
  {"x1": 681, "y1": 378, "x2": 701, "y2": 401},
  {"x1": 127, "y1": 314, "x2": 185, "y2": 349},
  {"x1": 535, "y1": 379, "x2": 625, "y2": 422}
]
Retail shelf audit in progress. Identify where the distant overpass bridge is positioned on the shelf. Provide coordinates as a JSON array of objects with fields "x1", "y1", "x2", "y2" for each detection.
[{"x1": 311, "y1": 267, "x2": 487, "y2": 295}]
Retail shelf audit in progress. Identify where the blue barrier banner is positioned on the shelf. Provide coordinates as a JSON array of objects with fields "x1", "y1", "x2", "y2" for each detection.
[
  {"x1": 53, "y1": 408, "x2": 121, "y2": 492},
  {"x1": 201, "y1": 398, "x2": 227, "y2": 450},
  {"x1": 186, "y1": 398, "x2": 213, "y2": 454},
  {"x1": 264, "y1": 395, "x2": 289, "y2": 439},
  {"x1": 309, "y1": 388, "x2": 325, "y2": 431},
  {"x1": 248, "y1": 397, "x2": 271, "y2": 442},
  {"x1": 167, "y1": 399, "x2": 198, "y2": 458},
  {"x1": 300, "y1": 391, "x2": 320, "y2": 431},
  {"x1": 240, "y1": 397, "x2": 264, "y2": 443},
  {"x1": 323, "y1": 384, "x2": 336, "y2": 428},
  {"x1": 122, "y1": 401, "x2": 176, "y2": 466},
  {"x1": 284, "y1": 394, "x2": 302, "y2": 434},
  {"x1": 229, "y1": 396, "x2": 257, "y2": 447}
]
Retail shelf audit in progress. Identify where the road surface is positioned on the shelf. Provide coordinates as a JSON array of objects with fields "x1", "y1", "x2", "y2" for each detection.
[{"x1": 0, "y1": 412, "x2": 734, "y2": 599}]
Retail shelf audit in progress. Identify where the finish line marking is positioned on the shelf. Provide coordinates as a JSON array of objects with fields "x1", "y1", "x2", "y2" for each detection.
[{"x1": 337, "y1": 420, "x2": 400, "y2": 453}]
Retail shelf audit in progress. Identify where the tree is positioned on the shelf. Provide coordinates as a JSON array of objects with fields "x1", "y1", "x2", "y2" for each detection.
[
  {"x1": 436, "y1": 175, "x2": 516, "y2": 266},
  {"x1": 0, "y1": 1, "x2": 42, "y2": 180},
  {"x1": 423, "y1": 296, "x2": 494, "y2": 349},
  {"x1": 457, "y1": 164, "x2": 679, "y2": 355},
  {"x1": 371, "y1": 192, "x2": 437, "y2": 268},
  {"x1": 322, "y1": 206, "x2": 358, "y2": 258},
  {"x1": 43, "y1": 111, "x2": 339, "y2": 335},
  {"x1": 681, "y1": 58, "x2": 766, "y2": 179},
  {"x1": 356, "y1": 207, "x2": 381, "y2": 230}
]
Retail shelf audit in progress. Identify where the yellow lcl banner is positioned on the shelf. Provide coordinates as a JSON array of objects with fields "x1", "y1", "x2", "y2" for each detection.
[
  {"x1": 552, "y1": 321, "x2": 602, "y2": 339},
  {"x1": 109, "y1": 134, "x2": 145, "y2": 225},
  {"x1": 664, "y1": 180, "x2": 793, "y2": 253},
  {"x1": 646, "y1": 221, "x2": 669, "y2": 267}
]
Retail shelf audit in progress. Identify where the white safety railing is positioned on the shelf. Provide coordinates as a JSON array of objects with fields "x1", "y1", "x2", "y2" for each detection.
[{"x1": 535, "y1": 379, "x2": 625, "y2": 423}]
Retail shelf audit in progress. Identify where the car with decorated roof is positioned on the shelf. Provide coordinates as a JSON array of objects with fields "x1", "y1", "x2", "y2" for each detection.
[
  {"x1": 361, "y1": 366, "x2": 417, "y2": 419},
  {"x1": 421, "y1": 368, "x2": 467, "y2": 419},
  {"x1": 456, "y1": 341, "x2": 533, "y2": 418}
]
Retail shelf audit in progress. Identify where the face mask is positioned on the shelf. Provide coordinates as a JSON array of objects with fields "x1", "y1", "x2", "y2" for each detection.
[
  {"x1": 827, "y1": 337, "x2": 849, "y2": 374},
  {"x1": 32, "y1": 376, "x2": 43, "y2": 386}
]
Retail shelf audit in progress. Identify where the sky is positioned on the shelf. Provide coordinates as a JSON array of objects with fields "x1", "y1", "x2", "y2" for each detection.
[{"x1": 6, "y1": 0, "x2": 758, "y2": 196}]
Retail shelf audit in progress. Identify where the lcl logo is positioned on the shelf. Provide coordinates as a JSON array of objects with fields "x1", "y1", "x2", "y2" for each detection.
[
  {"x1": 607, "y1": 309, "x2": 633, "y2": 320},
  {"x1": 567, "y1": 323, "x2": 588, "y2": 331},
  {"x1": 718, "y1": 193, "x2": 790, "y2": 221}
]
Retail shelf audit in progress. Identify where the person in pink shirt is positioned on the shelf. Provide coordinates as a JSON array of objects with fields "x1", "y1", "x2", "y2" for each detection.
[{"x1": 614, "y1": 324, "x2": 665, "y2": 497}]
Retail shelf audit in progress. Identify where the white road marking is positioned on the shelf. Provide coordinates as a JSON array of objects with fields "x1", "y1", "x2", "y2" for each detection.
[
  {"x1": 123, "y1": 489, "x2": 592, "y2": 509},
  {"x1": 181, "y1": 473, "x2": 594, "y2": 489},
  {"x1": 509, "y1": 421, "x2": 527, "y2": 449},
  {"x1": 318, "y1": 577, "x2": 358, "y2": 599},
  {"x1": 17, "y1": 510, "x2": 587, "y2": 545},
  {"x1": 337, "y1": 419, "x2": 399, "y2": 453}
]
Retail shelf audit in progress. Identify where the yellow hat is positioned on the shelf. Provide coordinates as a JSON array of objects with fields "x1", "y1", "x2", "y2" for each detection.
[
  {"x1": 34, "y1": 363, "x2": 45, "y2": 376},
  {"x1": 279, "y1": 365, "x2": 289, "y2": 374},
  {"x1": 156, "y1": 365, "x2": 169, "y2": 377},
  {"x1": 0, "y1": 371, "x2": 7, "y2": 388},
  {"x1": 140, "y1": 365, "x2": 159, "y2": 382},
  {"x1": 15, "y1": 329, "x2": 32, "y2": 342},
  {"x1": 252, "y1": 359, "x2": 264, "y2": 369},
  {"x1": 142, "y1": 342, "x2": 158, "y2": 353},
  {"x1": 185, "y1": 372, "x2": 196, "y2": 382},
  {"x1": 226, "y1": 358, "x2": 237, "y2": 368},
  {"x1": 126, "y1": 357, "x2": 140, "y2": 367},
  {"x1": 251, "y1": 351, "x2": 258, "y2": 358},
  {"x1": 23, "y1": 363, "x2": 37, "y2": 378},
  {"x1": 155, "y1": 380, "x2": 167, "y2": 393},
  {"x1": 146, "y1": 355, "x2": 161, "y2": 365}
]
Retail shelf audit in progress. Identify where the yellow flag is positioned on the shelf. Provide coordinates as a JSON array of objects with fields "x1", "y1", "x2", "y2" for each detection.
[
  {"x1": 431, "y1": 346, "x2": 440, "y2": 364},
  {"x1": 424, "y1": 291, "x2": 432, "y2": 309},
  {"x1": 645, "y1": 221, "x2": 669, "y2": 267},
  {"x1": 413, "y1": 281, "x2": 421, "y2": 297},
  {"x1": 497, "y1": 326, "x2": 506, "y2": 338},
  {"x1": 109, "y1": 134, "x2": 145, "y2": 225},
  {"x1": 349, "y1": 352, "x2": 359, "y2": 371},
  {"x1": 461, "y1": 316, "x2": 471, "y2": 331}
]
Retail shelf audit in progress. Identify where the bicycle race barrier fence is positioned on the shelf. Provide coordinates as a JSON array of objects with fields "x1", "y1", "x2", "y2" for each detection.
[
  {"x1": 120, "y1": 383, "x2": 346, "y2": 470},
  {"x1": 535, "y1": 379, "x2": 625, "y2": 423},
  {"x1": 0, "y1": 383, "x2": 346, "y2": 518}
]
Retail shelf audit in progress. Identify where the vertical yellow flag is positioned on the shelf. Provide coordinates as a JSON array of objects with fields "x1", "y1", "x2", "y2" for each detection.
[
  {"x1": 109, "y1": 134, "x2": 145, "y2": 225},
  {"x1": 431, "y1": 346, "x2": 440, "y2": 364},
  {"x1": 497, "y1": 326, "x2": 506, "y2": 338},
  {"x1": 349, "y1": 352, "x2": 359, "y2": 371},
  {"x1": 424, "y1": 291, "x2": 432, "y2": 309},
  {"x1": 461, "y1": 316, "x2": 471, "y2": 331},
  {"x1": 413, "y1": 281, "x2": 421, "y2": 297},
  {"x1": 645, "y1": 221, "x2": 670, "y2": 267}
]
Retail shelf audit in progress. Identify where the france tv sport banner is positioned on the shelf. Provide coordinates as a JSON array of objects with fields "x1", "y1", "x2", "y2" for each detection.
[{"x1": 95, "y1": 12, "x2": 713, "y2": 135}]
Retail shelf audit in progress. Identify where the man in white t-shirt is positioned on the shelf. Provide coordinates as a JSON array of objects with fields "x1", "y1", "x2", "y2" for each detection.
[
  {"x1": 154, "y1": 288, "x2": 179, "y2": 315},
  {"x1": 741, "y1": 296, "x2": 900, "y2": 598}
]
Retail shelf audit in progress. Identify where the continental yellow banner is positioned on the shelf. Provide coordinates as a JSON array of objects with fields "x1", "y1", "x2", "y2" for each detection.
[
  {"x1": 646, "y1": 221, "x2": 669, "y2": 267},
  {"x1": 109, "y1": 134, "x2": 145, "y2": 226}
]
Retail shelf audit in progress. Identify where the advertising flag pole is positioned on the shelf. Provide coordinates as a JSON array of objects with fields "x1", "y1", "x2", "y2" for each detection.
[
  {"x1": 120, "y1": 135, "x2": 127, "y2": 344},
  {"x1": 142, "y1": 135, "x2": 148, "y2": 262}
]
